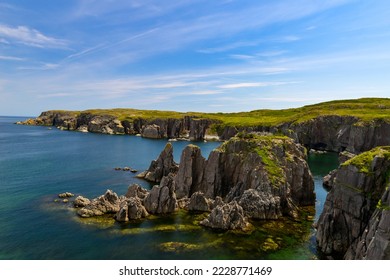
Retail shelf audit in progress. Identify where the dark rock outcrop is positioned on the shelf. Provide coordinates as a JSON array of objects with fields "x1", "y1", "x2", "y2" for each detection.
[
  {"x1": 316, "y1": 146, "x2": 390, "y2": 259},
  {"x1": 173, "y1": 134, "x2": 314, "y2": 219},
  {"x1": 136, "y1": 143, "x2": 178, "y2": 183},
  {"x1": 137, "y1": 134, "x2": 314, "y2": 227},
  {"x1": 175, "y1": 145, "x2": 206, "y2": 199},
  {"x1": 70, "y1": 133, "x2": 316, "y2": 232},
  {"x1": 144, "y1": 173, "x2": 178, "y2": 214}
]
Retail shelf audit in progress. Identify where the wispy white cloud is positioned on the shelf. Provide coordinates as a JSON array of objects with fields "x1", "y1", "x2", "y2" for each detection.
[
  {"x1": 37, "y1": 92, "x2": 74, "y2": 98},
  {"x1": 218, "y1": 82, "x2": 295, "y2": 89},
  {"x1": 18, "y1": 63, "x2": 60, "y2": 70},
  {"x1": 198, "y1": 41, "x2": 260, "y2": 54},
  {"x1": 0, "y1": 24, "x2": 68, "y2": 48},
  {"x1": 0, "y1": 55, "x2": 24, "y2": 61}
]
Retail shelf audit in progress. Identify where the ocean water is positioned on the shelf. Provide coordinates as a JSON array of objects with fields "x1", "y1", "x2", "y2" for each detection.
[{"x1": 0, "y1": 116, "x2": 338, "y2": 260}]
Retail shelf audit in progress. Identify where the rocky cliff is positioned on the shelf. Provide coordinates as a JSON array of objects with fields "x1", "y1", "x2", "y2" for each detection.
[
  {"x1": 71, "y1": 134, "x2": 315, "y2": 231},
  {"x1": 19, "y1": 110, "x2": 218, "y2": 141},
  {"x1": 19, "y1": 107, "x2": 390, "y2": 153},
  {"x1": 219, "y1": 116, "x2": 390, "y2": 154},
  {"x1": 316, "y1": 146, "x2": 390, "y2": 259}
]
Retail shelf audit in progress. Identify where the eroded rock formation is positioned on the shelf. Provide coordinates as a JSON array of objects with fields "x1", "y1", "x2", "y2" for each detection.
[
  {"x1": 316, "y1": 146, "x2": 390, "y2": 259},
  {"x1": 70, "y1": 134, "x2": 315, "y2": 231},
  {"x1": 136, "y1": 143, "x2": 178, "y2": 183}
]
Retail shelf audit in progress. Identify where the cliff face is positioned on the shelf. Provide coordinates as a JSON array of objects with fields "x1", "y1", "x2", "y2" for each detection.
[
  {"x1": 20, "y1": 111, "x2": 218, "y2": 141},
  {"x1": 173, "y1": 135, "x2": 314, "y2": 218},
  {"x1": 220, "y1": 116, "x2": 390, "y2": 154},
  {"x1": 19, "y1": 109, "x2": 390, "y2": 153},
  {"x1": 316, "y1": 147, "x2": 390, "y2": 259}
]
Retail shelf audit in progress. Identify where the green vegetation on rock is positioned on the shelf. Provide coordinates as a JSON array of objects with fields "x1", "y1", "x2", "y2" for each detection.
[
  {"x1": 44, "y1": 97, "x2": 390, "y2": 128},
  {"x1": 341, "y1": 146, "x2": 390, "y2": 174}
]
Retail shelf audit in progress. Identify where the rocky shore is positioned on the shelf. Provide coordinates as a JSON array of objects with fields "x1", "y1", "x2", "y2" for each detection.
[{"x1": 68, "y1": 134, "x2": 314, "y2": 231}]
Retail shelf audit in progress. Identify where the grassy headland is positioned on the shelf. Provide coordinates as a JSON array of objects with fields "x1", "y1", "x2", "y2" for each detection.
[{"x1": 45, "y1": 97, "x2": 390, "y2": 128}]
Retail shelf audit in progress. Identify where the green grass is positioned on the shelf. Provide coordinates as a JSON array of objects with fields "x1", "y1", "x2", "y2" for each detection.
[
  {"x1": 43, "y1": 97, "x2": 390, "y2": 127},
  {"x1": 341, "y1": 146, "x2": 390, "y2": 174}
]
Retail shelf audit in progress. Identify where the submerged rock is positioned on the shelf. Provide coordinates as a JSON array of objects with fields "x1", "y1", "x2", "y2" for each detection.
[{"x1": 58, "y1": 192, "x2": 74, "y2": 198}]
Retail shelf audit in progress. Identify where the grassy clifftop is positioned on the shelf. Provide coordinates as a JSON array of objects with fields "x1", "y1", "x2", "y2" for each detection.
[{"x1": 45, "y1": 97, "x2": 390, "y2": 127}]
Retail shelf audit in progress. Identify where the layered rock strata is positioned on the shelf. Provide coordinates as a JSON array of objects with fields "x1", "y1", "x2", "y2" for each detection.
[{"x1": 316, "y1": 146, "x2": 390, "y2": 259}]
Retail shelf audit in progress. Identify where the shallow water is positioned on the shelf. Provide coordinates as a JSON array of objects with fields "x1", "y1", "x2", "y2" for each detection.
[{"x1": 0, "y1": 116, "x2": 339, "y2": 259}]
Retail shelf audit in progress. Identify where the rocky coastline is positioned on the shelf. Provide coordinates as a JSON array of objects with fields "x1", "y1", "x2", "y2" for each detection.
[
  {"x1": 25, "y1": 99, "x2": 389, "y2": 259},
  {"x1": 66, "y1": 134, "x2": 314, "y2": 232},
  {"x1": 18, "y1": 100, "x2": 390, "y2": 154}
]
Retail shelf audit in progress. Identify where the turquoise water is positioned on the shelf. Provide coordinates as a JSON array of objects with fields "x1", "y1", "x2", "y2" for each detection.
[{"x1": 0, "y1": 116, "x2": 339, "y2": 259}]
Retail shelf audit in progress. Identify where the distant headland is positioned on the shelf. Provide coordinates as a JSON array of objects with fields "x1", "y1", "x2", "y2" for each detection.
[{"x1": 18, "y1": 98, "x2": 390, "y2": 154}]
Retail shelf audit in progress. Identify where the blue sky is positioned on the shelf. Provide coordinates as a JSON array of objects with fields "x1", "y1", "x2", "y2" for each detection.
[{"x1": 0, "y1": 0, "x2": 389, "y2": 116}]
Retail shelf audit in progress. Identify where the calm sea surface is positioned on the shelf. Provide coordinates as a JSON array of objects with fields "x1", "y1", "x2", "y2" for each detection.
[{"x1": 0, "y1": 116, "x2": 338, "y2": 259}]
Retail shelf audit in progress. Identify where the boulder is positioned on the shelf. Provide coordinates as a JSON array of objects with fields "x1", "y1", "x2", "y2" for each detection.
[
  {"x1": 58, "y1": 192, "x2": 74, "y2": 198},
  {"x1": 188, "y1": 192, "x2": 213, "y2": 212},
  {"x1": 200, "y1": 201, "x2": 250, "y2": 230}
]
